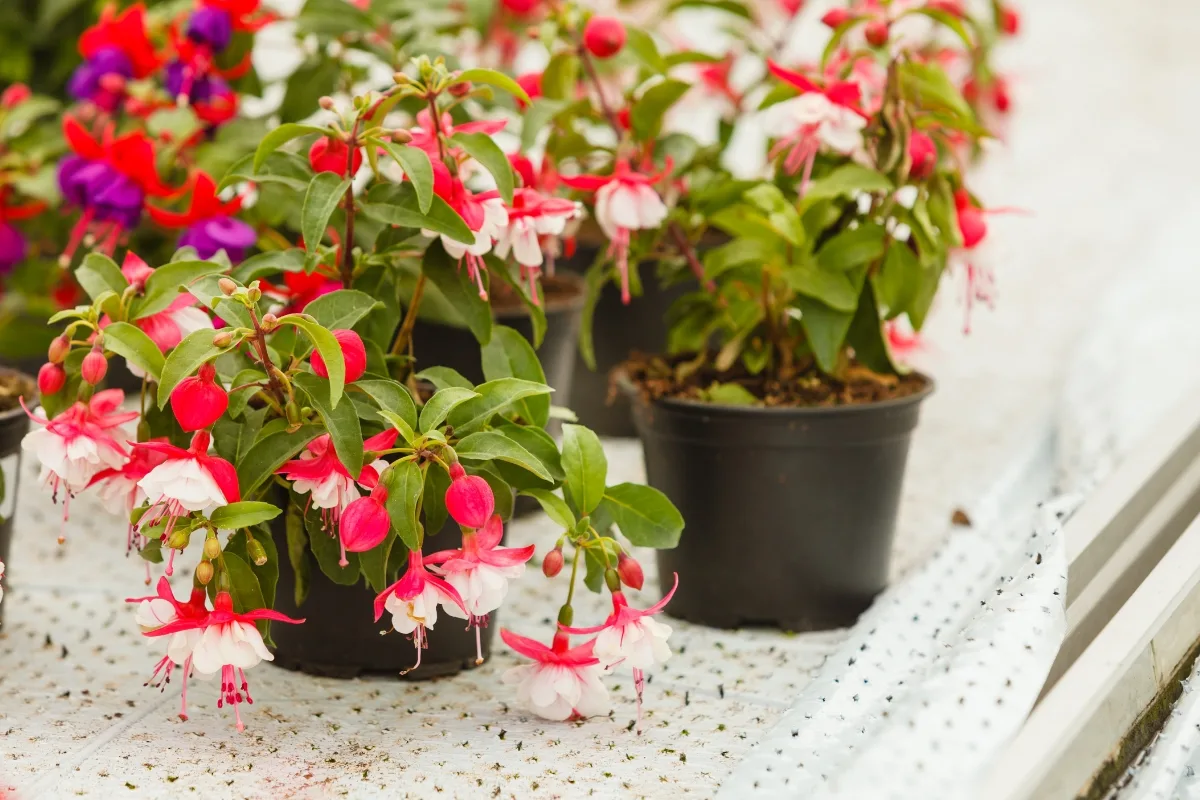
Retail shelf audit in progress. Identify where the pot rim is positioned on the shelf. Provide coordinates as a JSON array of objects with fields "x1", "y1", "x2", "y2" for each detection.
[
  {"x1": 614, "y1": 368, "x2": 935, "y2": 418},
  {"x1": 0, "y1": 367, "x2": 37, "y2": 426},
  {"x1": 495, "y1": 271, "x2": 586, "y2": 317}
]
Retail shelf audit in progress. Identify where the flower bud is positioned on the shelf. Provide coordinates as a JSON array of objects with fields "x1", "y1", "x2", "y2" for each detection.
[
  {"x1": 37, "y1": 362, "x2": 66, "y2": 395},
  {"x1": 388, "y1": 129, "x2": 413, "y2": 144},
  {"x1": 81, "y1": 349, "x2": 108, "y2": 385},
  {"x1": 449, "y1": 81, "x2": 471, "y2": 97},
  {"x1": 309, "y1": 136, "x2": 363, "y2": 176},
  {"x1": 393, "y1": 71, "x2": 410, "y2": 84},
  {"x1": 908, "y1": 131, "x2": 937, "y2": 180},
  {"x1": 616, "y1": 107, "x2": 631, "y2": 130},
  {"x1": 617, "y1": 552, "x2": 644, "y2": 590},
  {"x1": 246, "y1": 537, "x2": 268, "y2": 566},
  {"x1": 957, "y1": 206, "x2": 988, "y2": 249},
  {"x1": 502, "y1": 0, "x2": 541, "y2": 15},
  {"x1": 310, "y1": 329, "x2": 367, "y2": 383},
  {"x1": 260, "y1": 312, "x2": 279, "y2": 331},
  {"x1": 170, "y1": 362, "x2": 229, "y2": 432},
  {"x1": 167, "y1": 529, "x2": 192, "y2": 550},
  {"x1": 130, "y1": 505, "x2": 148, "y2": 526},
  {"x1": 992, "y1": 77, "x2": 1012, "y2": 113},
  {"x1": 604, "y1": 567, "x2": 621, "y2": 593},
  {"x1": 212, "y1": 330, "x2": 233, "y2": 347},
  {"x1": 864, "y1": 19, "x2": 889, "y2": 47},
  {"x1": 319, "y1": 96, "x2": 335, "y2": 110},
  {"x1": 218, "y1": 277, "x2": 238, "y2": 296},
  {"x1": 515, "y1": 73, "x2": 542, "y2": 110},
  {"x1": 445, "y1": 465, "x2": 495, "y2": 529},
  {"x1": 557, "y1": 603, "x2": 574, "y2": 626},
  {"x1": 821, "y1": 8, "x2": 854, "y2": 27},
  {"x1": 196, "y1": 560, "x2": 215, "y2": 585},
  {"x1": 203, "y1": 536, "x2": 221, "y2": 560},
  {"x1": 583, "y1": 16, "x2": 626, "y2": 59},
  {"x1": 1000, "y1": 6, "x2": 1020, "y2": 36},
  {"x1": 542, "y1": 545, "x2": 564, "y2": 577},
  {"x1": 340, "y1": 487, "x2": 390, "y2": 560},
  {"x1": 246, "y1": 285, "x2": 262, "y2": 303},
  {"x1": 0, "y1": 83, "x2": 31, "y2": 109},
  {"x1": 47, "y1": 335, "x2": 70, "y2": 364}
]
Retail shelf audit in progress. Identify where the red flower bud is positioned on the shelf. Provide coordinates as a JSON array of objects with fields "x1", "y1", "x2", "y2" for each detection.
[
  {"x1": 777, "y1": 0, "x2": 803, "y2": 15},
  {"x1": 992, "y1": 77, "x2": 1012, "y2": 113},
  {"x1": 926, "y1": 0, "x2": 964, "y2": 17},
  {"x1": 542, "y1": 546, "x2": 564, "y2": 577},
  {"x1": 616, "y1": 107, "x2": 632, "y2": 130},
  {"x1": 864, "y1": 19, "x2": 889, "y2": 47},
  {"x1": 81, "y1": 350, "x2": 108, "y2": 385},
  {"x1": 309, "y1": 137, "x2": 362, "y2": 176},
  {"x1": 501, "y1": 0, "x2": 540, "y2": 15},
  {"x1": 957, "y1": 205, "x2": 987, "y2": 249},
  {"x1": 445, "y1": 463, "x2": 495, "y2": 529},
  {"x1": 340, "y1": 487, "x2": 390, "y2": 558},
  {"x1": 170, "y1": 362, "x2": 229, "y2": 432},
  {"x1": 908, "y1": 131, "x2": 937, "y2": 179},
  {"x1": 37, "y1": 362, "x2": 66, "y2": 395},
  {"x1": 509, "y1": 153, "x2": 537, "y2": 188},
  {"x1": 821, "y1": 8, "x2": 854, "y2": 28},
  {"x1": 583, "y1": 16, "x2": 627, "y2": 59},
  {"x1": 1000, "y1": 6, "x2": 1020, "y2": 35},
  {"x1": 310, "y1": 329, "x2": 367, "y2": 383},
  {"x1": 617, "y1": 552, "x2": 644, "y2": 590},
  {"x1": 515, "y1": 72, "x2": 542, "y2": 110},
  {"x1": 47, "y1": 335, "x2": 70, "y2": 364},
  {"x1": 1, "y1": 83, "x2": 31, "y2": 109}
]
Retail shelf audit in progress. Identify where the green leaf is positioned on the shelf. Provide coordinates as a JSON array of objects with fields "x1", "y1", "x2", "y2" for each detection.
[
  {"x1": 872, "y1": 242, "x2": 921, "y2": 315},
  {"x1": 147, "y1": 106, "x2": 202, "y2": 142},
  {"x1": 285, "y1": 501, "x2": 311, "y2": 606},
  {"x1": 419, "y1": 386, "x2": 479, "y2": 433},
  {"x1": 279, "y1": 58, "x2": 340, "y2": 123},
  {"x1": 802, "y1": 164, "x2": 894, "y2": 204},
  {"x1": 362, "y1": 183, "x2": 474, "y2": 244},
  {"x1": 187, "y1": 275, "x2": 255, "y2": 329},
  {"x1": 135, "y1": 260, "x2": 227, "y2": 320},
  {"x1": 481, "y1": 326, "x2": 549, "y2": 427},
  {"x1": 219, "y1": 151, "x2": 311, "y2": 193},
  {"x1": 210, "y1": 501, "x2": 283, "y2": 529},
  {"x1": 422, "y1": 240, "x2": 492, "y2": 345},
  {"x1": 453, "y1": 431, "x2": 553, "y2": 481},
  {"x1": 698, "y1": 382, "x2": 759, "y2": 406},
  {"x1": 631, "y1": 79, "x2": 691, "y2": 141},
  {"x1": 219, "y1": 552, "x2": 267, "y2": 622},
  {"x1": 704, "y1": 238, "x2": 777, "y2": 281},
  {"x1": 600, "y1": 483, "x2": 684, "y2": 548},
  {"x1": 226, "y1": 369, "x2": 267, "y2": 418},
  {"x1": 415, "y1": 366, "x2": 473, "y2": 391},
  {"x1": 254, "y1": 123, "x2": 328, "y2": 171},
  {"x1": 900, "y1": 60, "x2": 974, "y2": 120},
  {"x1": 279, "y1": 314, "x2": 346, "y2": 407},
  {"x1": 817, "y1": 224, "x2": 887, "y2": 271},
  {"x1": 784, "y1": 259, "x2": 859, "y2": 312},
  {"x1": 578, "y1": 257, "x2": 608, "y2": 370},
  {"x1": 450, "y1": 132, "x2": 514, "y2": 205},
  {"x1": 300, "y1": 289, "x2": 382, "y2": 332},
  {"x1": 232, "y1": 249, "x2": 308, "y2": 283},
  {"x1": 666, "y1": 0, "x2": 752, "y2": 18},
  {"x1": 456, "y1": 67, "x2": 532, "y2": 105},
  {"x1": 477, "y1": 465, "x2": 514, "y2": 520},
  {"x1": 846, "y1": 281, "x2": 897, "y2": 375},
  {"x1": 520, "y1": 99, "x2": 570, "y2": 152},
  {"x1": 382, "y1": 460, "x2": 423, "y2": 551},
  {"x1": 225, "y1": 528, "x2": 281, "y2": 637},
  {"x1": 301, "y1": 172, "x2": 351, "y2": 257},
  {"x1": 357, "y1": 526, "x2": 397, "y2": 594},
  {"x1": 237, "y1": 425, "x2": 323, "y2": 496},
  {"x1": 561, "y1": 424, "x2": 607, "y2": 515},
  {"x1": 294, "y1": 372, "x2": 364, "y2": 477},
  {"x1": 541, "y1": 52, "x2": 580, "y2": 100},
  {"x1": 745, "y1": 184, "x2": 805, "y2": 246},
  {"x1": 237, "y1": 407, "x2": 269, "y2": 463},
  {"x1": 355, "y1": 379, "x2": 418, "y2": 432},
  {"x1": 422, "y1": 462, "x2": 451, "y2": 536},
  {"x1": 624, "y1": 28, "x2": 667, "y2": 73},
  {"x1": 521, "y1": 488, "x2": 575, "y2": 529},
  {"x1": 305, "y1": 505, "x2": 360, "y2": 584},
  {"x1": 448, "y1": 377, "x2": 553, "y2": 436},
  {"x1": 100, "y1": 322, "x2": 165, "y2": 382},
  {"x1": 485, "y1": 256, "x2": 547, "y2": 347},
  {"x1": 496, "y1": 423, "x2": 564, "y2": 481},
  {"x1": 156, "y1": 329, "x2": 235, "y2": 408},
  {"x1": 75, "y1": 253, "x2": 128, "y2": 302},
  {"x1": 797, "y1": 295, "x2": 854, "y2": 373},
  {"x1": 379, "y1": 142, "x2": 433, "y2": 213}
]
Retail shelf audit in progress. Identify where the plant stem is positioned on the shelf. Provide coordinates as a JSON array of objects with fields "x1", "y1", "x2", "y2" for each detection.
[
  {"x1": 340, "y1": 120, "x2": 362, "y2": 288},
  {"x1": 248, "y1": 308, "x2": 287, "y2": 408},
  {"x1": 564, "y1": 543, "x2": 583, "y2": 608},
  {"x1": 389, "y1": 272, "x2": 427, "y2": 360},
  {"x1": 669, "y1": 223, "x2": 716, "y2": 293},
  {"x1": 576, "y1": 44, "x2": 624, "y2": 138}
]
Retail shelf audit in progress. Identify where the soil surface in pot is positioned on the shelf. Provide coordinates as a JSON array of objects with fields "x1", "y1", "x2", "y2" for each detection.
[
  {"x1": 0, "y1": 369, "x2": 35, "y2": 414},
  {"x1": 620, "y1": 352, "x2": 929, "y2": 408}
]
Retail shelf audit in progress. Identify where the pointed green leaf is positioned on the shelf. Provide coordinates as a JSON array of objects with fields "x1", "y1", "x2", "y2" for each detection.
[
  {"x1": 456, "y1": 67, "x2": 532, "y2": 105},
  {"x1": 76, "y1": 253, "x2": 128, "y2": 302},
  {"x1": 448, "y1": 378, "x2": 553, "y2": 436},
  {"x1": 382, "y1": 460, "x2": 423, "y2": 551},
  {"x1": 278, "y1": 314, "x2": 346, "y2": 407},
  {"x1": 521, "y1": 488, "x2": 576, "y2": 529},
  {"x1": 355, "y1": 379, "x2": 418, "y2": 432},
  {"x1": 236, "y1": 425, "x2": 323, "y2": 496},
  {"x1": 419, "y1": 386, "x2": 480, "y2": 433},
  {"x1": 301, "y1": 172, "x2": 350, "y2": 256},
  {"x1": 600, "y1": 483, "x2": 684, "y2": 548},
  {"x1": 101, "y1": 322, "x2": 165, "y2": 382},
  {"x1": 453, "y1": 431, "x2": 552, "y2": 481},
  {"x1": 450, "y1": 132, "x2": 514, "y2": 204},
  {"x1": 560, "y1": 424, "x2": 607, "y2": 515},
  {"x1": 135, "y1": 260, "x2": 228, "y2": 319},
  {"x1": 481, "y1": 326, "x2": 549, "y2": 427},
  {"x1": 294, "y1": 372, "x2": 364, "y2": 477},
  {"x1": 380, "y1": 142, "x2": 434, "y2": 213},
  {"x1": 254, "y1": 123, "x2": 328, "y2": 171},
  {"x1": 210, "y1": 501, "x2": 283, "y2": 529}
]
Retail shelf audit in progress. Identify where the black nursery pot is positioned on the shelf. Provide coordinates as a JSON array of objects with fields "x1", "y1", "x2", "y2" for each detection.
[
  {"x1": 0, "y1": 369, "x2": 35, "y2": 626},
  {"x1": 269, "y1": 518, "x2": 492, "y2": 679},
  {"x1": 625, "y1": 378, "x2": 933, "y2": 631}
]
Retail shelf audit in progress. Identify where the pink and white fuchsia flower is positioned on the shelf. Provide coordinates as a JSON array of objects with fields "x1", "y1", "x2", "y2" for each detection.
[
  {"x1": 492, "y1": 188, "x2": 582, "y2": 299},
  {"x1": 20, "y1": 388, "x2": 138, "y2": 541},
  {"x1": 501, "y1": 629, "x2": 611, "y2": 721},
  {"x1": 142, "y1": 590, "x2": 302, "y2": 730},
  {"x1": 88, "y1": 439, "x2": 170, "y2": 559},
  {"x1": 763, "y1": 60, "x2": 869, "y2": 189},
  {"x1": 426, "y1": 160, "x2": 508, "y2": 300},
  {"x1": 375, "y1": 551, "x2": 468, "y2": 674},
  {"x1": 128, "y1": 577, "x2": 209, "y2": 721},
  {"x1": 561, "y1": 160, "x2": 670, "y2": 304},
  {"x1": 277, "y1": 429, "x2": 397, "y2": 531},
  {"x1": 135, "y1": 431, "x2": 240, "y2": 575}
]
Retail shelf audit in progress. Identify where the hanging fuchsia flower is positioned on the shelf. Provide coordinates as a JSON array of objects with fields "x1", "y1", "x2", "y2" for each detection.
[
  {"x1": 58, "y1": 117, "x2": 179, "y2": 263},
  {"x1": 0, "y1": 188, "x2": 45, "y2": 273},
  {"x1": 135, "y1": 431, "x2": 240, "y2": 574},
  {"x1": 310, "y1": 329, "x2": 367, "y2": 383},
  {"x1": 427, "y1": 514, "x2": 535, "y2": 663},
  {"x1": 149, "y1": 172, "x2": 256, "y2": 262},
  {"x1": 426, "y1": 160, "x2": 508, "y2": 300},
  {"x1": 143, "y1": 590, "x2": 302, "y2": 730},
  {"x1": 763, "y1": 60, "x2": 869, "y2": 189},
  {"x1": 21, "y1": 389, "x2": 138, "y2": 541},
  {"x1": 128, "y1": 577, "x2": 209, "y2": 719},
  {"x1": 493, "y1": 188, "x2": 582, "y2": 298},
  {"x1": 409, "y1": 108, "x2": 506, "y2": 165},
  {"x1": 278, "y1": 429, "x2": 397, "y2": 529},
  {"x1": 561, "y1": 159, "x2": 670, "y2": 304},
  {"x1": 89, "y1": 438, "x2": 170, "y2": 548},
  {"x1": 374, "y1": 551, "x2": 468, "y2": 674},
  {"x1": 170, "y1": 362, "x2": 229, "y2": 432},
  {"x1": 68, "y1": 4, "x2": 161, "y2": 111},
  {"x1": 560, "y1": 574, "x2": 678, "y2": 731},
  {"x1": 186, "y1": 5, "x2": 234, "y2": 52},
  {"x1": 501, "y1": 629, "x2": 610, "y2": 721},
  {"x1": 954, "y1": 189, "x2": 993, "y2": 334},
  {"x1": 444, "y1": 462, "x2": 494, "y2": 529},
  {"x1": 338, "y1": 485, "x2": 390, "y2": 563}
]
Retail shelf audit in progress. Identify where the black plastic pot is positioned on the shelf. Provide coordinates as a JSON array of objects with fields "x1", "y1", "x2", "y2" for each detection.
[
  {"x1": 563, "y1": 253, "x2": 689, "y2": 438},
  {"x1": 624, "y1": 377, "x2": 933, "y2": 631},
  {"x1": 0, "y1": 369, "x2": 36, "y2": 627},
  {"x1": 270, "y1": 517, "x2": 493, "y2": 679}
]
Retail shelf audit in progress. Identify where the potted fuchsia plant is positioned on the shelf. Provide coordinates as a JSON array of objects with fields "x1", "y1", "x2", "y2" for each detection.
[{"x1": 18, "y1": 44, "x2": 685, "y2": 731}]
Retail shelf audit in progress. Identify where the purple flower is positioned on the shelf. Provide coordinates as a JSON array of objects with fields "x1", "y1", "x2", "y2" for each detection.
[
  {"x1": 0, "y1": 222, "x2": 27, "y2": 273},
  {"x1": 164, "y1": 61, "x2": 230, "y2": 105},
  {"x1": 57, "y1": 158, "x2": 144, "y2": 229},
  {"x1": 187, "y1": 7, "x2": 234, "y2": 52},
  {"x1": 178, "y1": 217, "x2": 257, "y2": 262},
  {"x1": 67, "y1": 47, "x2": 133, "y2": 109}
]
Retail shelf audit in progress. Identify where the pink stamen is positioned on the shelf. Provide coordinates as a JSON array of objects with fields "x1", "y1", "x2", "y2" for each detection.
[{"x1": 60, "y1": 209, "x2": 95, "y2": 266}]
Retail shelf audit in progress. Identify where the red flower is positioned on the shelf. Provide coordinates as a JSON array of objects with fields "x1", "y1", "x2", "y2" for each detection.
[
  {"x1": 583, "y1": 17, "x2": 626, "y2": 59},
  {"x1": 148, "y1": 171, "x2": 243, "y2": 228},
  {"x1": 310, "y1": 329, "x2": 367, "y2": 383},
  {"x1": 170, "y1": 362, "x2": 229, "y2": 432},
  {"x1": 444, "y1": 462, "x2": 495, "y2": 529},
  {"x1": 309, "y1": 137, "x2": 362, "y2": 176},
  {"x1": 79, "y1": 3, "x2": 161, "y2": 79},
  {"x1": 338, "y1": 485, "x2": 390, "y2": 561}
]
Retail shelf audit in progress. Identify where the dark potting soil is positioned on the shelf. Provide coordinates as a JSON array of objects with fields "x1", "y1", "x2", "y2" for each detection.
[
  {"x1": 0, "y1": 370, "x2": 35, "y2": 413},
  {"x1": 620, "y1": 352, "x2": 929, "y2": 408}
]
